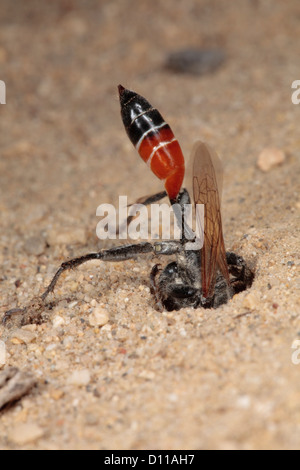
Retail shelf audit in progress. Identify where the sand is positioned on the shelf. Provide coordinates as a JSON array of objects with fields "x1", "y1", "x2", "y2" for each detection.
[{"x1": 0, "y1": 0, "x2": 299, "y2": 450}]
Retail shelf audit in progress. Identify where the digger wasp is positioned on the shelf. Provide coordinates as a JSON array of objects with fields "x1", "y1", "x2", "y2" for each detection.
[
  {"x1": 3, "y1": 85, "x2": 253, "y2": 323},
  {"x1": 37, "y1": 85, "x2": 253, "y2": 311}
]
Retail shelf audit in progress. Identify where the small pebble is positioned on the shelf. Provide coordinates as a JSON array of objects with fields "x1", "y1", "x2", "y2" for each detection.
[
  {"x1": 24, "y1": 236, "x2": 46, "y2": 256},
  {"x1": 10, "y1": 329, "x2": 37, "y2": 344},
  {"x1": 8, "y1": 423, "x2": 44, "y2": 445},
  {"x1": 69, "y1": 281, "x2": 79, "y2": 293},
  {"x1": 138, "y1": 370, "x2": 155, "y2": 380},
  {"x1": 236, "y1": 395, "x2": 251, "y2": 409},
  {"x1": 67, "y1": 369, "x2": 91, "y2": 386},
  {"x1": 52, "y1": 315, "x2": 65, "y2": 328},
  {"x1": 50, "y1": 389, "x2": 64, "y2": 400},
  {"x1": 168, "y1": 393, "x2": 178, "y2": 403},
  {"x1": 242, "y1": 293, "x2": 258, "y2": 310},
  {"x1": 21, "y1": 324, "x2": 37, "y2": 332},
  {"x1": 165, "y1": 48, "x2": 225, "y2": 75},
  {"x1": 257, "y1": 147, "x2": 286, "y2": 172},
  {"x1": 88, "y1": 306, "x2": 109, "y2": 327}
]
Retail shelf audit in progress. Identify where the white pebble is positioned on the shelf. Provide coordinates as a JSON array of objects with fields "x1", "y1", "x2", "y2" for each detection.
[
  {"x1": 138, "y1": 370, "x2": 155, "y2": 380},
  {"x1": 67, "y1": 369, "x2": 91, "y2": 386},
  {"x1": 88, "y1": 306, "x2": 109, "y2": 327},
  {"x1": 257, "y1": 147, "x2": 286, "y2": 172},
  {"x1": 179, "y1": 328, "x2": 187, "y2": 337},
  {"x1": 236, "y1": 395, "x2": 251, "y2": 409},
  {"x1": 168, "y1": 393, "x2": 179, "y2": 402},
  {"x1": 52, "y1": 315, "x2": 65, "y2": 328}
]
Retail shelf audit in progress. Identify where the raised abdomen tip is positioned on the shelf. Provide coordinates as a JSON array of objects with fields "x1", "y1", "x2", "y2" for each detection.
[{"x1": 118, "y1": 84, "x2": 125, "y2": 96}]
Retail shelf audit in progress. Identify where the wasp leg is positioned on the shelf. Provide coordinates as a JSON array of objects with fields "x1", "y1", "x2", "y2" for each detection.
[
  {"x1": 153, "y1": 240, "x2": 182, "y2": 256},
  {"x1": 226, "y1": 251, "x2": 254, "y2": 293},
  {"x1": 132, "y1": 187, "x2": 189, "y2": 209},
  {"x1": 41, "y1": 241, "x2": 156, "y2": 302},
  {"x1": 42, "y1": 239, "x2": 183, "y2": 302},
  {"x1": 150, "y1": 264, "x2": 164, "y2": 312},
  {"x1": 2, "y1": 307, "x2": 26, "y2": 325},
  {"x1": 159, "y1": 282, "x2": 200, "y2": 312},
  {"x1": 2, "y1": 297, "x2": 46, "y2": 327},
  {"x1": 133, "y1": 191, "x2": 168, "y2": 206},
  {"x1": 164, "y1": 284, "x2": 198, "y2": 299},
  {"x1": 116, "y1": 191, "x2": 168, "y2": 236},
  {"x1": 151, "y1": 263, "x2": 197, "y2": 312},
  {"x1": 117, "y1": 188, "x2": 191, "y2": 237}
]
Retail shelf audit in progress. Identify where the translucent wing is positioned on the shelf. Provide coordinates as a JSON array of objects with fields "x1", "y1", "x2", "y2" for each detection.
[{"x1": 192, "y1": 141, "x2": 230, "y2": 298}]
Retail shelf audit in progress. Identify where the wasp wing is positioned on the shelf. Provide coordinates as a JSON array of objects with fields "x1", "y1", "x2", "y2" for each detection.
[{"x1": 192, "y1": 141, "x2": 230, "y2": 299}]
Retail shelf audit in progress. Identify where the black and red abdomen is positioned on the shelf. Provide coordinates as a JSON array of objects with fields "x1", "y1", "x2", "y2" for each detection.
[{"x1": 118, "y1": 85, "x2": 185, "y2": 201}]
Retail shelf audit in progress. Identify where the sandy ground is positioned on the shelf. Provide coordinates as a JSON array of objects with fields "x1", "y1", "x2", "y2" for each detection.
[{"x1": 0, "y1": 0, "x2": 299, "y2": 450}]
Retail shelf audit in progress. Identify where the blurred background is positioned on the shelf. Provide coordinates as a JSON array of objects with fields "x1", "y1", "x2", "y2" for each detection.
[{"x1": 1, "y1": 0, "x2": 299, "y2": 238}]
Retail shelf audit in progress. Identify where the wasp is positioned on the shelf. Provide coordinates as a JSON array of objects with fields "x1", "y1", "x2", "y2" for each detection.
[{"x1": 28, "y1": 85, "x2": 253, "y2": 313}]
